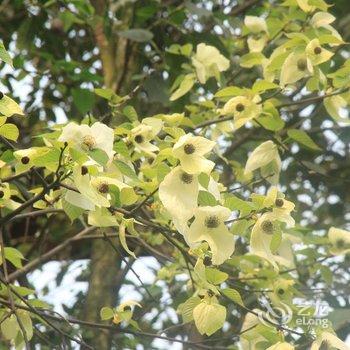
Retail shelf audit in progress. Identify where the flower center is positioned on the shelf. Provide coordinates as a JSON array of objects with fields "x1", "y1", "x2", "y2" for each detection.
[
  {"x1": 205, "y1": 215, "x2": 220, "y2": 229},
  {"x1": 21, "y1": 156, "x2": 30, "y2": 164},
  {"x1": 97, "y1": 182, "x2": 109, "y2": 194},
  {"x1": 275, "y1": 198, "x2": 284, "y2": 207},
  {"x1": 82, "y1": 135, "x2": 96, "y2": 150},
  {"x1": 313, "y1": 46, "x2": 322, "y2": 55},
  {"x1": 261, "y1": 220, "x2": 274, "y2": 234},
  {"x1": 184, "y1": 143, "x2": 195, "y2": 154},
  {"x1": 236, "y1": 103, "x2": 245, "y2": 112},
  {"x1": 134, "y1": 135, "x2": 144, "y2": 144},
  {"x1": 0, "y1": 190, "x2": 4, "y2": 198},
  {"x1": 180, "y1": 172, "x2": 193, "y2": 184},
  {"x1": 336, "y1": 239, "x2": 345, "y2": 249},
  {"x1": 297, "y1": 58, "x2": 307, "y2": 71},
  {"x1": 277, "y1": 288, "x2": 285, "y2": 295},
  {"x1": 203, "y1": 256, "x2": 212, "y2": 266},
  {"x1": 81, "y1": 166, "x2": 88, "y2": 176}
]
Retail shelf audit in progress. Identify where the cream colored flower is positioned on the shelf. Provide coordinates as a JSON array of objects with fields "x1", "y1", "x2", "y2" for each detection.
[
  {"x1": 267, "y1": 342, "x2": 294, "y2": 350},
  {"x1": 130, "y1": 117, "x2": 163, "y2": 155},
  {"x1": 311, "y1": 12, "x2": 343, "y2": 46},
  {"x1": 192, "y1": 43, "x2": 230, "y2": 84},
  {"x1": 264, "y1": 187, "x2": 295, "y2": 227},
  {"x1": 66, "y1": 165, "x2": 137, "y2": 210},
  {"x1": 221, "y1": 95, "x2": 262, "y2": 129},
  {"x1": 280, "y1": 51, "x2": 313, "y2": 87},
  {"x1": 240, "y1": 309, "x2": 266, "y2": 349},
  {"x1": 296, "y1": 0, "x2": 316, "y2": 12},
  {"x1": 244, "y1": 141, "x2": 281, "y2": 176},
  {"x1": 0, "y1": 183, "x2": 20, "y2": 210},
  {"x1": 159, "y1": 166, "x2": 199, "y2": 228},
  {"x1": 186, "y1": 206, "x2": 234, "y2": 265},
  {"x1": 310, "y1": 331, "x2": 350, "y2": 350},
  {"x1": 328, "y1": 227, "x2": 350, "y2": 255},
  {"x1": 250, "y1": 210, "x2": 295, "y2": 269},
  {"x1": 58, "y1": 122, "x2": 114, "y2": 160},
  {"x1": 244, "y1": 16, "x2": 269, "y2": 53},
  {"x1": 306, "y1": 39, "x2": 333, "y2": 66},
  {"x1": 173, "y1": 134, "x2": 216, "y2": 175}
]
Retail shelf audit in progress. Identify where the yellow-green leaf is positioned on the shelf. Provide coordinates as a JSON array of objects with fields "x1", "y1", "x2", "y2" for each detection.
[
  {"x1": 0, "y1": 96, "x2": 24, "y2": 117},
  {"x1": 287, "y1": 129, "x2": 321, "y2": 151},
  {"x1": 0, "y1": 123, "x2": 19, "y2": 141}
]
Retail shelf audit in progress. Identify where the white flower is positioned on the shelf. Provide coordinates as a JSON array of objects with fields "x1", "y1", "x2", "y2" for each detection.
[
  {"x1": 310, "y1": 331, "x2": 350, "y2": 350},
  {"x1": 66, "y1": 165, "x2": 136, "y2": 210},
  {"x1": 159, "y1": 166, "x2": 199, "y2": 230},
  {"x1": 328, "y1": 227, "x2": 350, "y2": 256},
  {"x1": 58, "y1": 122, "x2": 114, "y2": 161},
  {"x1": 264, "y1": 187, "x2": 295, "y2": 227},
  {"x1": 240, "y1": 309, "x2": 266, "y2": 349},
  {"x1": 244, "y1": 16, "x2": 269, "y2": 53},
  {"x1": 244, "y1": 141, "x2": 281, "y2": 179},
  {"x1": 250, "y1": 210, "x2": 294, "y2": 269},
  {"x1": 173, "y1": 134, "x2": 216, "y2": 175},
  {"x1": 245, "y1": 16, "x2": 268, "y2": 34},
  {"x1": 130, "y1": 117, "x2": 163, "y2": 155},
  {"x1": 267, "y1": 342, "x2": 294, "y2": 350},
  {"x1": 192, "y1": 43, "x2": 230, "y2": 84},
  {"x1": 311, "y1": 12, "x2": 343, "y2": 46},
  {"x1": 306, "y1": 39, "x2": 333, "y2": 66},
  {"x1": 220, "y1": 95, "x2": 262, "y2": 129},
  {"x1": 280, "y1": 51, "x2": 313, "y2": 87},
  {"x1": 0, "y1": 183, "x2": 20, "y2": 210},
  {"x1": 186, "y1": 206, "x2": 234, "y2": 265},
  {"x1": 296, "y1": 0, "x2": 316, "y2": 12}
]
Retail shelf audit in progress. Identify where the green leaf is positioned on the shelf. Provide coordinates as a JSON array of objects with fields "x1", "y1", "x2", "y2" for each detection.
[
  {"x1": 0, "y1": 41, "x2": 13, "y2": 67},
  {"x1": 287, "y1": 129, "x2": 321, "y2": 151},
  {"x1": 259, "y1": 103, "x2": 284, "y2": 131},
  {"x1": 94, "y1": 88, "x2": 114, "y2": 100},
  {"x1": 72, "y1": 88, "x2": 95, "y2": 115},
  {"x1": 193, "y1": 301, "x2": 226, "y2": 336},
  {"x1": 224, "y1": 194, "x2": 255, "y2": 213},
  {"x1": 89, "y1": 149, "x2": 109, "y2": 166},
  {"x1": 3, "y1": 247, "x2": 25, "y2": 268},
  {"x1": 115, "y1": 160, "x2": 139, "y2": 182},
  {"x1": 214, "y1": 86, "x2": 243, "y2": 98},
  {"x1": 252, "y1": 80, "x2": 279, "y2": 93},
  {"x1": 205, "y1": 268, "x2": 228, "y2": 285},
  {"x1": 240, "y1": 52, "x2": 265, "y2": 68},
  {"x1": 178, "y1": 296, "x2": 201, "y2": 323},
  {"x1": 222, "y1": 288, "x2": 245, "y2": 307},
  {"x1": 0, "y1": 123, "x2": 19, "y2": 141},
  {"x1": 167, "y1": 43, "x2": 193, "y2": 56},
  {"x1": 119, "y1": 29, "x2": 154, "y2": 42},
  {"x1": 270, "y1": 230, "x2": 282, "y2": 253},
  {"x1": 320, "y1": 266, "x2": 333, "y2": 285},
  {"x1": 0, "y1": 96, "x2": 24, "y2": 117},
  {"x1": 170, "y1": 74, "x2": 195, "y2": 101},
  {"x1": 100, "y1": 307, "x2": 114, "y2": 320},
  {"x1": 62, "y1": 199, "x2": 84, "y2": 221},
  {"x1": 198, "y1": 191, "x2": 217, "y2": 206},
  {"x1": 123, "y1": 105, "x2": 138, "y2": 121},
  {"x1": 1, "y1": 315, "x2": 19, "y2": 340}
]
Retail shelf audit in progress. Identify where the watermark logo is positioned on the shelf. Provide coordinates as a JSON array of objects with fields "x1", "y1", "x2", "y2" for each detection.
[{"x1": 257, "y1": 299, "x2": 330, "y2": 328}]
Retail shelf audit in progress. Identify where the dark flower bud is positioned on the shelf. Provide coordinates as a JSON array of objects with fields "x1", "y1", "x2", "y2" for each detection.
[
  {"x1": 203, "y1": 256, "x2": 212, "y2": 266},
  {"x1": 21, "y1": 156, "x2": 30, "y2": 164},
  {"x1": 81, "y1": 166, "x2": 88, "y2": 176}
]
